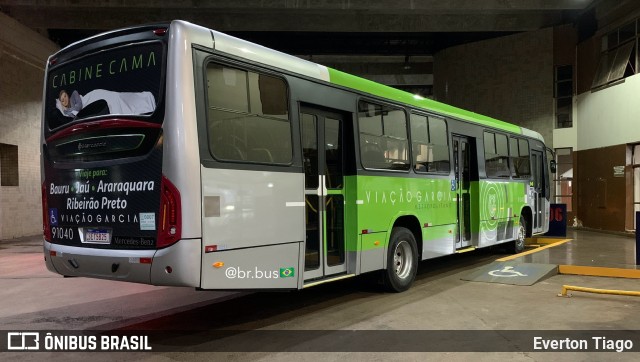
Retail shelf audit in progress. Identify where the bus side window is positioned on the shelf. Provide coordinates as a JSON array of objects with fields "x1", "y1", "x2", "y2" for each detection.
[
  {"x1": 510, "y1": 137, "x2": 531, "y2": 178},
  {"x1": 410, "y1": 113, "x2": 429, "y2": 172},
  {"x1": 484, "y1": 131, "x2": 510, "y2": 178},
  {"x1": 410, "y1": 113, "x2": 449, "y2": 173},
  {"x1": 428, "y1": 116, "x2": 450, "y2": 173},
  {"x1": 358, "y1": 101, "x2": 409, "y2": 171},
  {"x1": 205, "y1": 63, "x2": 292, "y2": 164}
]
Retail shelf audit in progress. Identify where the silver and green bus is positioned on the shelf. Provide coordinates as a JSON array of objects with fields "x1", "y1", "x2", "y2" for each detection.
[{"x1": 41, "y1": 20, "x2": 553, "y2": 292}]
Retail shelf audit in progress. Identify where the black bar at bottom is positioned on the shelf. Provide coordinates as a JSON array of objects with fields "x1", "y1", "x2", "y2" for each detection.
[{"x1": 2, "y1": 330, "x2": 640, "y2": 352}]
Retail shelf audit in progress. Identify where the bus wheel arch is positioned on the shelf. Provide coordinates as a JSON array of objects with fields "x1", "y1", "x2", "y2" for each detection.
[
  {"x1": 383, "y1": 217, "x2": 421, "y2": 292},
  {"x1": 390, "y1": 215, "x2": 422, "y2": 260},
  {"x1": 520, "y1": 207, "x2": 533, "y2": 237}
]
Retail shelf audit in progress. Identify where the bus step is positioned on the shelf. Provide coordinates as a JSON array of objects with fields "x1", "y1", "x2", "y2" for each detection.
[
  {"x1": 455, "y1": 246, "x2": 476, "y2": 254},
  {"x1": 303, "y1": 274, "x2": 356, "y2": 288}
]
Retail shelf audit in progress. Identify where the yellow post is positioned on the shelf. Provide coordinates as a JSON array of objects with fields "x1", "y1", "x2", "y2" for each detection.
[{"x1": 558, "y1": 285, "x2": 640, "y2": 297}]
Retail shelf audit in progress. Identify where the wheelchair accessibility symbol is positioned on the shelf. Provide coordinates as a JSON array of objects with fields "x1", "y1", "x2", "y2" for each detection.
[
  {"x1": 488, "y1": 265, "x2": 527, "y2": 277},
  {"x1": 49, "y1": 208, "x2": 58, "y2": 226}
]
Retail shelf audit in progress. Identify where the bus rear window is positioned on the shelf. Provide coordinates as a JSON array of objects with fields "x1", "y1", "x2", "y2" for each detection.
[{"x1": 45, "y1": 41, "x2": 164, "y2": 132}]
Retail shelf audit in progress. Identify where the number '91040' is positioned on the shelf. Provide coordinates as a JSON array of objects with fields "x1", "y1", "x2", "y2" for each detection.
[{"x1": 52, "y1": 227, "x2": 74, "y2": 240}]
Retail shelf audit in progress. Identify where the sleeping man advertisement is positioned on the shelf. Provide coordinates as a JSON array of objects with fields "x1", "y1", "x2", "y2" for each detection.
[
  {"x1": 56, "y1": 89, "x2": 156, "y2": 118},
  {"x1": 46, "y1": 41, "x2": 162, "y2": 130}
]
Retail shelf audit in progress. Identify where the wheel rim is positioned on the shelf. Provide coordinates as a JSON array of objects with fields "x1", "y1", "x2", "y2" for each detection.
[
  {"x1": 393, "y1": 240, "x2": 413, "y2": 279},
  {"x1": 516, "y1": 224, "x2": 525, "y2": 250}
]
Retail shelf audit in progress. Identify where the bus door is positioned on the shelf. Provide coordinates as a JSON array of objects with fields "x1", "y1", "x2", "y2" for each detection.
[
  {"x1": 300, "y1": 106, "x2": 347, "y2": 280},
  {"x1": 532, "y1": 149, "x2": 544, "y2": 232},
  {"x1": 453, "y1": 135, "x2": 472, "y2": 249}
]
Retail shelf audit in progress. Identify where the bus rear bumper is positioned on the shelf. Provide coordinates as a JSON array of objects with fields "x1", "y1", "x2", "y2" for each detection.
[{"x1": 43, "y1": 239, "x2": 201, "y2": 287}]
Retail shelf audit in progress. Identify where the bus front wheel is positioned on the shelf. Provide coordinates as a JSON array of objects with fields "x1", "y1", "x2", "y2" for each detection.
[
  {"x1": 383, "y1": 227, "x2": 418, "y2": 292},
  {"x1": 510, "y1": 217, "x2": 527, "y2": 254}
]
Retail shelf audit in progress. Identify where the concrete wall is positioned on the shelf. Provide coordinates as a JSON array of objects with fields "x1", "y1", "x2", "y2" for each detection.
[
  {"x1": 0, "y1": 13, "x2": 58, "y2": 239},
  {"x1": 571, "y1": 73, "x2": 640, "y2": 232},
  {"x1": 576, "y1": 73, "x2": 640, "y2": 151},
  {"x1": 433, "y1": 28, "x2": 554, "y2": 147}
]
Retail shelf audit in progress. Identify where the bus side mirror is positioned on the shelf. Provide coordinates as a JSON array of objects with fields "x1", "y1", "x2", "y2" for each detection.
[{"x1": 550, "y1": 160, "x2": 557, "y2": 173}]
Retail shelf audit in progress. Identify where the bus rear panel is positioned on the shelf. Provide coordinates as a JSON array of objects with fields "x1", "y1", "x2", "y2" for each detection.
[{"x1": 41, "y1": 25, "x2": 194, "y2": 285}]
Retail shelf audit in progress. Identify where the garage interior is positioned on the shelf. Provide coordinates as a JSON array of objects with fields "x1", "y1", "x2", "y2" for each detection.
[
  {"x1": 1, "y1": 0, "x2": 640, "y2": 357},
  {"x1": 2, "y1": 0, "x2": 640, "y2": 238}
]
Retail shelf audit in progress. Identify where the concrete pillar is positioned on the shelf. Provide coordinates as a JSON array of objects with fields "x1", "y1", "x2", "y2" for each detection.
[{"x1": 0, "y1": 12, "x2": 58, "y2": 239}]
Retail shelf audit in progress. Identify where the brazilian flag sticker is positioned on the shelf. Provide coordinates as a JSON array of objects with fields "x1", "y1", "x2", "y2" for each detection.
[{"x1": 279, "y1": 267, "x2": 295, "y2": 278}]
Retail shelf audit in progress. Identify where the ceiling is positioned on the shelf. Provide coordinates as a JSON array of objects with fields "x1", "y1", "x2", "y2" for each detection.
[
  {"x1": 1, "y1": 0, "x2": 598, "y2": 55},
  {"x1": 2, "y1": 0, "x2": 612, "y2": 96}
]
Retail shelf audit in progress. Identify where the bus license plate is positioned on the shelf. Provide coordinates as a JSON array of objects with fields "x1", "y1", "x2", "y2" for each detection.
[{"x1": 84, "y1": 229, "x2": 111, "y2": 244}]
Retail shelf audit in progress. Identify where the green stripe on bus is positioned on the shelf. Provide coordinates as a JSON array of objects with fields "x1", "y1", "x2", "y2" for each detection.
[
  {"x1": 345, "y1": 175, "x2": 528, "y2": 252},
  {"x1": 327, "y1": 68, "x2": 522, "y2": 134}
]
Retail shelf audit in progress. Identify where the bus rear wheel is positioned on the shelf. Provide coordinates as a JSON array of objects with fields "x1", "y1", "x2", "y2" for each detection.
[{"x1": 383, "y1": 227, "x2": 418, "y2": 292}]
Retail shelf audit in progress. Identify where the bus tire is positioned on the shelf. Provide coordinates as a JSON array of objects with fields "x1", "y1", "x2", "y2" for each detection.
[
  {"x1": 510, "y1": 216, "x2": 526, "y2": 254},
  {"x1": 383, "y1": 227, "x2": 418, "y2": 292}
]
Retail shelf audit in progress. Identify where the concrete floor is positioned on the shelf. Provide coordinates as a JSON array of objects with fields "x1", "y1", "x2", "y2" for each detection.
[
  {"x1": 0, "y1": 229, "x2": 639, "y2": 361},
  {"x1": 519, "y1": 229, "x2": 639, "y2": 269}
]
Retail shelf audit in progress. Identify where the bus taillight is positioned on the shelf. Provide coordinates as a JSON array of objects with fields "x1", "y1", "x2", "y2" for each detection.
[
  {"x1": 42, "y1": 182, "x2": 52, "y2": 241},
  {"x1": 157, "y1": 175, "x2": 182, "y2": 248}
]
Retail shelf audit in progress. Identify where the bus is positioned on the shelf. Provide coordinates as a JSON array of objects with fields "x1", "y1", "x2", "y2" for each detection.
[{"x1": 41, "y1": 20, "x2": 554, "y2": 292}]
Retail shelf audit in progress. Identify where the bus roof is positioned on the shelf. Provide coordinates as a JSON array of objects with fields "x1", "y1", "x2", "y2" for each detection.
[
  {"x1": 327, "y1": 68, "x2": 524, "y2": 134},
  {"x1": 189, "y1": 21, "x2": 544, "y2": 142}
]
